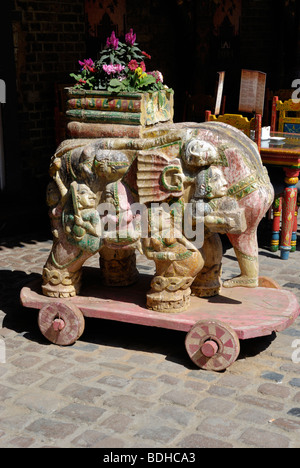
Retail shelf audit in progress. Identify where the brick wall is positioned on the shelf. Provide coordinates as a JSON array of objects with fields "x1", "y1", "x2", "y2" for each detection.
[
  {"x1": 0, "y1": 0, "x2": 87, "y2": 235},
  {"x1": 12, "y1": 0, "x2": 86, "y2": 192}
]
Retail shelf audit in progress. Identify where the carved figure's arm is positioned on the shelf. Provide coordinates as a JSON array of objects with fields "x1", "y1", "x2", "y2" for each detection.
[
  {"x1": 203, "y1": 197, "x2": 247, "y2": 234},
  {"x1": 53, "y1": 168, "x2": 68, "y2": 206},
  {"x1": 74, "y1": 211, "x2": 100, "y2": 237}
]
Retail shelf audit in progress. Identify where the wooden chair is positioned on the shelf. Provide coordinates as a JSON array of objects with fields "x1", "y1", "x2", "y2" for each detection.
[
  {"x1": 271, "y1": 97, "x2": 300, "y2": 133},
  {"x1": 205, "y1": 111, "x2": 262, "y2": 149},
  {"x1": 265, "y1": 89, "x2": 293, "y2": 128},
  {"x1": 269, "y1": 96, "x2": 300, "y2": 253}
]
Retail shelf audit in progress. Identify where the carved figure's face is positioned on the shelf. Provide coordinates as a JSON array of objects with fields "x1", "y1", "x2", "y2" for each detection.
[
  {"x1": 208, "y1": 166, "x2": 228, "y2": 198},
  {"x1": 76, "y1": 184, "x2": 96, "y2": 209},
  {"x1": 185, "y1": 139, "x2": 218, "y2": 167}
]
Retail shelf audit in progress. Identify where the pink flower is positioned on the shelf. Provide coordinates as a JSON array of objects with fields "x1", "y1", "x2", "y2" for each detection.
[
  {"x1": 140, "y1": 61, "x2": 146, "y2": 72},
  {"x1": 148, "y1": 70, "x2": 163, "y2": 83},
  {"x1": 125, "y1": 28, "x2": 136, "y2": 46},
  {"x1": 106, "y1": 31, "x2": 119, "y2": 50},
  {"x1": 103, "y1": 64, "x2": 125, "y2": 75},
  {"x1": 79, "y1": 58, "x2": 95, "y2": 72}
]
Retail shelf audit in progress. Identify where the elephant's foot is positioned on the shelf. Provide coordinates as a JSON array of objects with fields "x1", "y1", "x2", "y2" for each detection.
[
  {"x1": 192, "y1": 284, "x2": 221, "y2": 297},
  {"x1": 223, "y1": 275, "x2": 258, "y2": 288},
  {"x1": 147, "y1": 288, "x2": 191, "y2": 314},
  {"x1": 191, "y1": 264, "x2": 222, "y2": 298},
  {"x1": 42, "y1": 267, "x2": 82, "y2": 298},
  {"x1": 223, "y1": 248, "x2": 259, "y2": 289},
  {"x1": 99, "y1": 248, "x2": 138, "y2": 287}
]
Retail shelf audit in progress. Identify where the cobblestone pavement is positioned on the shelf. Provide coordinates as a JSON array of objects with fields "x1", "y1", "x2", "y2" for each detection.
[{"x1": 0, "y1": 221, "x2": 300, "y2": 449}]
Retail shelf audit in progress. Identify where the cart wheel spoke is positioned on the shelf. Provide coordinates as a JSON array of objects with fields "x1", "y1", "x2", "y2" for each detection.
[
  {"x1": 185, "y1": 320, "x2": 240, "y2": 371},
  {"x1": 38, "y1": 301, "x2": 85, "y2": 346}
]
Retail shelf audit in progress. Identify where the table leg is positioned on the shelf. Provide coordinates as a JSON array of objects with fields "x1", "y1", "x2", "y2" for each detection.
[
  {"x1": 271, "y1": 196, "x2": 282, "y2": 252},
  {"x1": 291, "y1": 205, "x2": 299, "y2": 252},
  {"x1": 280, "y1": 170, "x2": 299, "y2": 260}
]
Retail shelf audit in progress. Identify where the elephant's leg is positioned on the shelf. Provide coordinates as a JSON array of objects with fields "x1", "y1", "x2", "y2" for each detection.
[
  {"x1": 223, "y1": 231, "x2": 259, "y2": 288},
  {"x1": 99, "y1": 246, "x2": 138, "y2": 286},
  {"x1": 191, "y1": 232, "x2": 223, "y2": 297},
  {"x1": 42, "y1": 240, "x2": 94, "y2": 297},
  {"x1": 144, "y1": 238, "x2": 204, "y2": 313},
  {"x1": 223, "y1": 187, "x2": 273, "y2": 288}
]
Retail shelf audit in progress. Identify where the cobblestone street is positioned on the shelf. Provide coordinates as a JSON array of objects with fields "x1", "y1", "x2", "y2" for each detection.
[{"x1": 0, "y1": 221, "x2": 300, "y2": 449}]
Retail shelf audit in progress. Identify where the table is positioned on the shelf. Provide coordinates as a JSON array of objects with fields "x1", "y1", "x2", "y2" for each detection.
[{"x1": 260, "y1": 132, "x2": 300, "y2": 259}]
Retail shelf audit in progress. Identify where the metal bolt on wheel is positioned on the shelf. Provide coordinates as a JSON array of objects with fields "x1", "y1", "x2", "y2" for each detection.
[
  {"x1": 38, "y1": 301, "x2": 85, "y2": 346},
  {"x1": 185, "y1": 320, "x2": 240, "y2": 371}
]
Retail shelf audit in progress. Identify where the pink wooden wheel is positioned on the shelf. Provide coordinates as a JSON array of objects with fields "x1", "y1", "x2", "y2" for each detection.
[
  {"x1": 185, "y1": 320, "x2": 240, "y2": 371},
  {"x1": 38, "y1": 301, "x2": 85, "y2": 346}
]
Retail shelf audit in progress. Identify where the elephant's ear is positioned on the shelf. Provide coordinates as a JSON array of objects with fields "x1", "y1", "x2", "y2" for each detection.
[{"x1": 137, "y1": 151, "x2": 184, "y2": 204}]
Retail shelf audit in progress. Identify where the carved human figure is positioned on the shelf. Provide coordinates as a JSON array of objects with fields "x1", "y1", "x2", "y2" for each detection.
[
  {"x1": 142, "y1": 203, "x2": 204, "y2": 312},
  {"x1": 63, "y1": 182, "x2": 101, "y2": 253},
  {"x1": 185, "y1": 164, "x2": 246, "y2": 297},
  {"x1": 44, "y1": 155, "x2": 91, "y2": 297}
]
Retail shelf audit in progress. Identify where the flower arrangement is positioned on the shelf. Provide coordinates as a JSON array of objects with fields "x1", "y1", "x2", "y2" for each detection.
[{"x1": 70, "y1": 29, "x2": 169, "y2": 94}]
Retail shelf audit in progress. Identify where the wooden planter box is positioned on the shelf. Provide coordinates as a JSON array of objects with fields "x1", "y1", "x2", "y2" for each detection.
[{"x1": 65, "y1": 88, "x2": 174, "y2": 127}]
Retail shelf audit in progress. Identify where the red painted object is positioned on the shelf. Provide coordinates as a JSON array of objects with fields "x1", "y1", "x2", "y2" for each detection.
[
  {"x1": 52, "y1": 318, "x2": 65, "y2": 331},
  {"x1": 20, "y1": 268, "x2": 300, "y2": 371},
  {"x1": 201, "y1": 340, "x2": 219, "y2": 358}
]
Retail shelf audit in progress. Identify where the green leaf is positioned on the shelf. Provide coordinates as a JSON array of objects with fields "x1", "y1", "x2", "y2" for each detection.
[
  {"x1": 109, "y1": 78, "x2": 123, "y2": 87},
  {"x1": 138, "y1": 75, "x2": 156, "y2": 89},
  {"x1": 70, "y1": 73, "x2": 81, "y2": 80},
  {"x1": 107, "y1": 86, "x2": 117, "y2": 93},
  {"x1": 107, "y1": 78, "x2": 126, "y2": 93},
  {"x1": 99, "y1": 54, "x2": 110, "y2": 61}
]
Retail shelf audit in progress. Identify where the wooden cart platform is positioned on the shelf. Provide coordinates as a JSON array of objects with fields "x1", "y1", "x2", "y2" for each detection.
[{"x1": 20, "y1": 268, "x2": 300, "y2": 371}]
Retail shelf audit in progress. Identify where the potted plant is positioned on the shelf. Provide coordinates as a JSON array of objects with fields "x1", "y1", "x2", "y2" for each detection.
[{"x1": 66, "y1": 29, "x2": 174, "y2": 131}]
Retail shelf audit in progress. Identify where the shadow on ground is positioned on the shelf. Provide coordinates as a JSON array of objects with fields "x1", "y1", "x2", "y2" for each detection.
[{"x1": 0, "y1": 230, "x2": 52, "y2": 250}]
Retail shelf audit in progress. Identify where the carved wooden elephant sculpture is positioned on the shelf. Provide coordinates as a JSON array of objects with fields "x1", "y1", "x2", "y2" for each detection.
[{"x1": 42, "y1": 121, "x2": 274, "y2": 313}]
